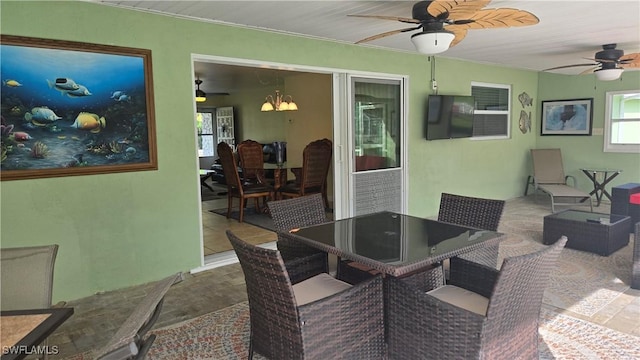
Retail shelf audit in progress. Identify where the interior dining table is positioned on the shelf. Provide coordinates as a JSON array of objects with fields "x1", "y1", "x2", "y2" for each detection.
[
  {"x1": 1, "y1": 308, "x2": 74, "y2": 360},
  {"x1": 283, "y1": 211, "x2": 505, "y2": 278}
]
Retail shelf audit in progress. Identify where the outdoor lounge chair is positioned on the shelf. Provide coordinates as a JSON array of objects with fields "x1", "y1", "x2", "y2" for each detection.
[
  {"x1": 530, "y1": 148, "x2": 593, "y2": 213},
  {"x1": 94, "y1": 272, "x2": 183, "y2": 360}
]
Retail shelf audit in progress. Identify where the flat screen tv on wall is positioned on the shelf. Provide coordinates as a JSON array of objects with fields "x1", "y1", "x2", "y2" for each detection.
[{"x1": 426, "y1": 95, "x2": 475, "y2": 140}]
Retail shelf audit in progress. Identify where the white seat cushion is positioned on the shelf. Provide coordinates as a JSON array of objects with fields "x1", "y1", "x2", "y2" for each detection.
[
  {"x1": 292, "y1": 273, "x2": 352, "y2": 306},
  {"x1": 427, "y1": 285, "x2": 489, "y2": 316}
]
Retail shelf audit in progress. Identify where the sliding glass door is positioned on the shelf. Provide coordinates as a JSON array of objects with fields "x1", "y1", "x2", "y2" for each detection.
[{"x1": 347, "y1": 76, "x2": 406, "y2": 216}]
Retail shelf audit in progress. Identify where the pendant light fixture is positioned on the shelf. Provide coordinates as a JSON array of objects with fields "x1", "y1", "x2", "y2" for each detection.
[
  {"x1": 195, "y1": 78, "x2": 207, "y2": 103},
  {"x1": 261, "y1": 90, "x2": 298, "y2": 112}
]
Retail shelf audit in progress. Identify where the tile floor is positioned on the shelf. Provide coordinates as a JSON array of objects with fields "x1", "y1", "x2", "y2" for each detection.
[
  {"x1": 201, "y1": 196, "x2": 275, "y2": 255},
  {"x1": 47, "y1": 195, "x2": 640, "y2": 358}
]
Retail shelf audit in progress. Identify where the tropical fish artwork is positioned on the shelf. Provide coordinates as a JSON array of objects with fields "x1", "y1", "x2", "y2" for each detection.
[
  {"x1": 518, "y1": 92, "x2": 533, "y2": 107},
  {"x1": 71, "y1": 112, "x2": 106, "y2": 133},
  {"x1": 115, "y1": 94, "x2": 131, "y2": 102},
  {"x1": 519, "y1": 110, "x2": 532, "y2": 134},
  {"x1": 110, "y1": 91, "x2": 125, "y2": 99},
  {"x1": 3, "y1": 79, "x2": 22, "y2": 87},
  {"x1": 48, "y1": 78, "x2": 79, "y2": 91},
  {"x1": 24, "y1": 106, "x2": 63, "y2": 126},
  {"x1": 47, "y1": 78, "x2": 92, "y2": 97},
  {"x1": 65, "y1": 85, "x2": 92, "y2": 97},
  {"x1": 12, "y1": 131, "x2": 32, "y2": 141}
]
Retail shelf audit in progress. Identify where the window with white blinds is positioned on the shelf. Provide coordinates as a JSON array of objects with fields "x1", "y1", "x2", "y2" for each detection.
[{"x1": 471, "y1": 82, "x2": 511, "y2": 138}]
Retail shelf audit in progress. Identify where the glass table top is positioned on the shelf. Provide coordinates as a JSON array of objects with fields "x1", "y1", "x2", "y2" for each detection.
[
  {"x1": 546, "y1": 209, "x2": 628, "y2": 225},
  {"x1": 288, "y1": 211, "x2": 504, "y2": 276}
]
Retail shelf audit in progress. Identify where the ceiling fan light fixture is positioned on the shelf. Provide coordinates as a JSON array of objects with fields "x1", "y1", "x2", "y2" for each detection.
[
  {"x1": 195, "y1": 78, "x2": 207, "y2": 103},
  {"x1": 410, "y1": 31, "x2": 455, "y2": 55},
  {"x1": 594, "y1": 68, "x2": 623, "y2": 81}
]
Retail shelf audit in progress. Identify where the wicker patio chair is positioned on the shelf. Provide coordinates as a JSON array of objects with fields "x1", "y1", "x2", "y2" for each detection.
[
  {"x1": 279, "y1": 139, "x2": 332, "y2": 209},
  {"x1": 267, "y1": 193, "x2": 330, "y2": 283},
  {"x1": 632, "y1": 222, "x2": 640, "y2": 290},
  {"x1": 227, "y1": 230, "x2": 386, "y2": 360},
  {"x1": 530, "y1": 148, "x2": 593, "y2": 213},
  {"x1": 237, "y1": 139, "x2": 268, "y2": 185},
  {"x1": 94, "y1": 272, "x2": 183, "y2": 360},
  {"x1": 438, "y1": 192, "x2": 506, "y2": 276},
  {"x1": 387, "y1": 236, "x2": 567, "y2": 360},
  {"x1": 218, "y1": 141, "x2": 273, "y2": 222}
]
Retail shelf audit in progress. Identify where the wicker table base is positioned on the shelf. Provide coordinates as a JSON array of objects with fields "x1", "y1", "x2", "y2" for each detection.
[{"x1": 543, "y1": 210, "x2": 630, "y2": 256}]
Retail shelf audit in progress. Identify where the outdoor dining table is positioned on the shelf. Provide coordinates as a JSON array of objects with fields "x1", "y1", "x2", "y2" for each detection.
[
  {"x1": 1, "y1": 307, "x2": 74, "y2": 360},
  {"x1": 283, "y1": 211, "x2": 505, "y2": 278}
]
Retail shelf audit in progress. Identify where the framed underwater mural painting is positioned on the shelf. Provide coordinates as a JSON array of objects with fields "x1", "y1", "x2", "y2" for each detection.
[
  {"x1": 540, "y1": 98, "x2": 593, "y2": 136},
  {"x1": 0, "y1": 35, "x2": 157, "y2": 181}
]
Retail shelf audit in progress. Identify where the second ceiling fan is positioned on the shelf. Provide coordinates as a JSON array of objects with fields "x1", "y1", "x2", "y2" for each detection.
[
  {"x1": 543, "y1": 44, "x2": 640, "y2": 81},
  {"x1": 349, "y1": 0, "x2": 539, "y2": 55}
]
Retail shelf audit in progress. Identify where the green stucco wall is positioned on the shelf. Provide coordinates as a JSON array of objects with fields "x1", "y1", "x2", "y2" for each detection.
[
  {"x1": 1, "y1": 1, "x2": 638, "y2": 302},
  {"x1": 537, "y1": 72, "x2": 640, "y2": 187}
]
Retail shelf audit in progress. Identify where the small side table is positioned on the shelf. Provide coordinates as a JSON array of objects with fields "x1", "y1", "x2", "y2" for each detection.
[{"x1": 580, "y1": 168, "x2": 622, "y2": 206}]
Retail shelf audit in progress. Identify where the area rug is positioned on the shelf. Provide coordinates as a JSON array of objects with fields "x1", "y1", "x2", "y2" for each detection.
[
  {"x1": 200, "y1": 184, "x2": 228, "y2": 202},
  {"x1": 210, "y1": 208, "x2": 276, "y2": 231},
  {"x1": 63, "y1": 302, "x2": 640, "y2": 360}
]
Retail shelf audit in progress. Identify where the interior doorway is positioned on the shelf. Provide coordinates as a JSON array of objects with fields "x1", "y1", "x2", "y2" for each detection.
[{"x1": 190, "y1": 54, "x2": 408, "y2": 273}]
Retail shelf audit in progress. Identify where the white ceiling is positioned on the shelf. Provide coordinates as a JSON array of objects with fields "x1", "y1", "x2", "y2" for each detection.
[{"x1": 91, "y1": 0, "x2": 640, "y2": 94}]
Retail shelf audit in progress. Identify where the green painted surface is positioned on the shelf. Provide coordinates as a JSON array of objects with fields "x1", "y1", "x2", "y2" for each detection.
[{"x1": 1, "y1": 1, "x2": 638, "y2": 301}]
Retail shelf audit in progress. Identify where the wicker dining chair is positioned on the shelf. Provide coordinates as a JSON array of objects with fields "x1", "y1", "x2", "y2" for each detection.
[
  {"x1": 279, "y1": 139, "x2": 332, "y2": 209},
  {"x1": 227, "y1": 230, "x2": 386, "y2": 360},
  {"x1": 632, "y1": 222, "x2": 640, "y2": 290},
  {"x1": 218, "y1": 141, "x2": 273, "y2": 223},
  {"x1": 438, "y1": 192, "x2": 506, "y2": 270},
  {"x1": 237, "y1": 139, "x2": 267, "y2": 185},
  {"x1": 94, "y1": 272, "x2": 183, "y2": 360},
  {"x1": 387, "y1": 236, "x2": 567, "y2": 360},
  {"x1": 267, "y1": 194, "x2": 330, "y2": 283}
]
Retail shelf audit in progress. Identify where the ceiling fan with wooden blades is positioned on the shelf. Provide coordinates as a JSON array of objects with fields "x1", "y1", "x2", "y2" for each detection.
[
  {"x1": 543, "y1": 44, "x2": 640, "y2": 81},
  {"x1": 348, "y1": 0, "x2": 539, "y2": 55}
]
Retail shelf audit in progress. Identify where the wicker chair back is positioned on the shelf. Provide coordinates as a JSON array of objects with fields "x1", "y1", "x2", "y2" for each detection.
[{"x1": 268, "y1": 193, "x2": 329, "y2": 263}]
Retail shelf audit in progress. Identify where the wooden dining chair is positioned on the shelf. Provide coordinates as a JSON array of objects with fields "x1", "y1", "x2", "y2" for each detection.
[
  {"x1": 217, "y1": 141, "x2": 273, "y2": 223},
  {"x1": 236, "y1": 139, "x2": 267, "y2": 185},
  {"x1": 279, "y1": 139, "x2": 332, "y2": 209}
]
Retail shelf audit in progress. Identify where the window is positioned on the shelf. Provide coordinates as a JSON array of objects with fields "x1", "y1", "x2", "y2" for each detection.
[
  {"x1": 196, "y1": 111, "x2": 215, "y2": 157},
  {"x1": 471, "y1": 82, "x2": 511, "y2": 138},
  {"x1": 604, "y1": 90, "x2": 640, "y2": 153}
]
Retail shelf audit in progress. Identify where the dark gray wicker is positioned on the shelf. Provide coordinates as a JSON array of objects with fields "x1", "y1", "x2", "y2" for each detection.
[
  {"x1": 633, "y1": 222, "x2": 640, "y2": 290},
  {"x1": 387, "y1": 237, "x2": 567, "y2": 360},
  {"x1": 267, "y1": 194, "x2": 329, "y2": 283},
  {"x1": 438, "y1": 192, "x2": 505, "y2": 270},
  {"x1": 543, "y1": 209, "x2": 631, "y2": 256},
  {"x1": 227, "y1": 230, "x2": 386, "y2": 360}
]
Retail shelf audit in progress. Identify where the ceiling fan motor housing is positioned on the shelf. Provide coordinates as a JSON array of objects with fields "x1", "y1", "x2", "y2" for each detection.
[{"x1": 597, "y1": 44, "x2": 624, "y2": 69}]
